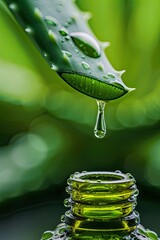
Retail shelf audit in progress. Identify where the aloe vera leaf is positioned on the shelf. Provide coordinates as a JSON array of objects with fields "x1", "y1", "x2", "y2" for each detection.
[{"x1": 3, "y1": 0, "x2": 133, "y2": 100}]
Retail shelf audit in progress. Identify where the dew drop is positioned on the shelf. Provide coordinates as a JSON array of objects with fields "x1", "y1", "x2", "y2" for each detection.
[
  {"x1": 103, "y1": 75, "x2": 109, "y2": 80},
  {"x1": 64, "y1": 23, "x2": 69, "y2": 28},
  {"x1": 44, "y1": 52, "x2": 48, "y2": 58},
  {"x1": 48, "y1": 29, "x2": 56, "y2": 42},
  {"x1": 65, "y1": 36, "x2": 70, "y2": 41},
  {"x1": 70, "y1": 32, "x2": 101, "y2": 58},
  {"x1": 64, "y1": 198, "x2": 70, "y2": 207},
  {"x1": 34, "y1": 7, "x2": 43, "y2": 21},
  {"x1": 98, "y1": 62, "x2": 104, "y2": 71},
  {"x1": 126, "y1": 173, "x2": 133, "y2": 179},
  {"x1": 57, "y1": 5, "x2": 63, "y2": 12},
  {"x1": 63, "y1": 51, "x2": 72, "y2": 57},
  {"x1": 97, "y1": 180, "x2": 102, "y2": 183},
  {"x1": 25, "y1": 27, "x2": 33, "y2": 34},
  {"x1": 9, "y1": 3, "x2": 17, "y2": 11},
  {"x1": 134, "y1": 189, "x2": 139, "y2": 196},
  {"x1": 65, "y1": 186, "x2": 70, "y2": 194},
  {"x1": 108, "y1": 73, "x2": 116, "y2": 78},
  {"x1": 45, "y1": 16, "x2": 58, "y2": 26},
  {"x1": 59, "y1": 228, "x2": 66, "y2": 234},
  {"x1": 59, "y1": 27, "x2": 69, "y2": 36},
  {"x1": 61, "y1": 215, "x2": 65, "y2": 222},
  {"x1": 67, "y1": 178, "x2": 71, "y2": 185},
  {"x1": 82, "y1": 61, "x2": 90, "y2": 70},
  {"x1": 94, "y1": 101, "x2": 106, "y2": 139},
  {"x1": 51, "y1": 64, "x2": 58, "y2": 71},
  {"x1": 67, "y1": 17, "x2": 75, "y2": 25},
  {"x1": 42, "y1": 231, "x2": 53, "y2": 239}
]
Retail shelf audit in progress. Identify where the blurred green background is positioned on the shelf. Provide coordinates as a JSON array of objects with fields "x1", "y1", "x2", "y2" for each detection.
[{"x1": 0, "y1": 0, "x2": 160, "y2": 239}]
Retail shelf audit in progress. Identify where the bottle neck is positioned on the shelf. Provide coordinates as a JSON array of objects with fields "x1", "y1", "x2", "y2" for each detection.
[{"x1": 64, "y1": 171, "x2": 139, "y2": 238}]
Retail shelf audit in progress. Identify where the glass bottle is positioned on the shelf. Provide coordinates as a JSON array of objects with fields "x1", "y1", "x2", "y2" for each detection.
[{"x1": 41, "y1": 171, "x2": 159, "y2": 240}]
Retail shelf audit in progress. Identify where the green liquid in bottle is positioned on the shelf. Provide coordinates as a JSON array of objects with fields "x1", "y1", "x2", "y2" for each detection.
[{"x1": 41, "y1": 171, "x2": 159, "y2": 240}]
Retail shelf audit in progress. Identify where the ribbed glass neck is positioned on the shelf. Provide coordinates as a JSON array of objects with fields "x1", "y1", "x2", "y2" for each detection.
[
  {"x1": 63, "y1": 171, "x2": 139, "y2": 238},
  {"x1": 41, "y1": 171, "x2": 159, "y2": 240}
]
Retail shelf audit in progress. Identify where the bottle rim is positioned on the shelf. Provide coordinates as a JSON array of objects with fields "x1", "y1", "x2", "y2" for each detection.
[{"x1": 70, "y1": 171, "x2": 135, "y2": 184}]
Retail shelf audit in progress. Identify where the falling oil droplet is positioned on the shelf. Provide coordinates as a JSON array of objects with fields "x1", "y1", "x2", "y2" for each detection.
[
  {"x1": 70, "y1": 32, "x2": 101, "y2": 58},
  {"x1": 94, "y1": 100, "x2": 106, "y2": 139}
]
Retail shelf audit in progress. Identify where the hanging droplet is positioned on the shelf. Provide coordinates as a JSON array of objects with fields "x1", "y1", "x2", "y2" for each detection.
[
  {"x1": 70, "y1": 32, "x2": 101, "y2": 58},
  {"x1": 34, "y1": 7, "x2": 43, "y2": 21},
  {"x1": 94, "y1": 101, "x2": 106, "y2": 139},
  {"x1": 44, "y1": 16, "x2": 58, "y2": 26},
  {"x1": 59, "y1": 27, "x2": 69, "y2": 36},
  {"x1": 82, "y1": 61, "x2": 90, "y2": 70}
]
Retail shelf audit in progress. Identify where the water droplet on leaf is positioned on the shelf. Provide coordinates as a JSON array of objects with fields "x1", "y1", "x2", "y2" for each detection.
[
  {"x1": 9, "y1": 3, "x2": 17, "y2": 11},
  {"x1": 98, "y1": 62, "x2": 104, "y2": 71},
  {"x1": 63, "y1": 51, "x2": 72, "y2": 57},
  {"x1": 45, "y1": 16, "x2": 58, "y2": 26},
  {"x1": 48, "y1": 29, "x2": 56, "y2": 42},
  {"x1": 103, "y1": 75, "x2": 109, "y2": 80},
  {"x1": 65, "y1": 36, "x2": 70, "y2": 41},
  {"x1": 25, "y1": 27, "x2": 33, "y2": 34},
  {"x1": 59, "y1": 27, "x2": 69, "y2": 36},
  {"x1": 70, "y1": 32, "x2": 101, "y2": 58},
  {"x1": 51, "y1": 64, "x2": 58, "y2": 71},
  {"x1": 82, "y1": 61, "x2": 90, "y2": 70},
  {"x1": 34, "y1": 7, "x2": 43, "y2": 20},
  {"x1": 108, "y1": 73, "x2": 116, "y2": 78},
  {"x1": 94, "y1": 101, "x2": 106, "y2": 139}
]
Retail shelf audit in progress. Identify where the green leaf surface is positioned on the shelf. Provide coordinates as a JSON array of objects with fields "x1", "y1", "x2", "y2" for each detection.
[{"x1": 2, "y1": 0, "x2": 132, "y2": 100}]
